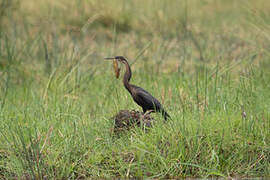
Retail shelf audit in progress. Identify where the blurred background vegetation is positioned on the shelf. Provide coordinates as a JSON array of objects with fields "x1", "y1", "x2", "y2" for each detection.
[{"x1": 1, "y1": 0, "x2": 270, "y2": 80}]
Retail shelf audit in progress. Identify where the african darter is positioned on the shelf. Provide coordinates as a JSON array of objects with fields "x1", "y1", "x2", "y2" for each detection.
[{"x1": 105, "y1": 56, "x2": 170, "y2": 120}]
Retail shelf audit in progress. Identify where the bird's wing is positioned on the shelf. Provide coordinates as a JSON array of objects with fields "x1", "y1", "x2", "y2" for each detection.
[{"x1": 135, "y1": 88, "x2": 162, "y2": 110}]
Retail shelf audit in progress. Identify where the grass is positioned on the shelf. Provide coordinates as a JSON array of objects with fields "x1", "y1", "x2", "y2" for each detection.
[{"x1": 0, "y1": 0, "x2": 270, "y2": 178}]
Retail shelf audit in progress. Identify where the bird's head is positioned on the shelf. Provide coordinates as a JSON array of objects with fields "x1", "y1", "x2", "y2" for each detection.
[{"x1": 104, "y1": 56, "x2": 127, "y2": 63}]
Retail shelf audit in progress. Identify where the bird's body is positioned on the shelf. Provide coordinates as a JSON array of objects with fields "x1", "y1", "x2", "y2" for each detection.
[
  {"x1": 105, "y1": 56, "x2": 170, "y2": 120},
  {"x1": 129, "y1": 85, "x2": 170, "y2": 120}
]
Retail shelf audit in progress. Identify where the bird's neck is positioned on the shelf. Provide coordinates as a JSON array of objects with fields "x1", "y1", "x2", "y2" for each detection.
[{"x1": 123, "y1": 60, "x2": 133, "y2": 93}]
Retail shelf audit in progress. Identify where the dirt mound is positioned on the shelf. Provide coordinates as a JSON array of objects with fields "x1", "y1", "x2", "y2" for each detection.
[{"x1": 112, "y1": 110, "x2": 154, "y2": 133}]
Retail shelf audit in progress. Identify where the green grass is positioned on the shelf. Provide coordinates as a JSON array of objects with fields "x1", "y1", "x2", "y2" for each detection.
[{"x1": 0, "y1": 0, "x2": 270, "y2": 179}]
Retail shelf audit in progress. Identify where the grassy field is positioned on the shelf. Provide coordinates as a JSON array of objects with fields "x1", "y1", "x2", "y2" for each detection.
[{"x1": 0, "y1": 0, "x2": 270, "y2": 179}]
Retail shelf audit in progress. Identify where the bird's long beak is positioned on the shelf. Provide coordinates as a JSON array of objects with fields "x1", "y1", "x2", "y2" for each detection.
[{"x1": 104, "y1": 57, "x2": 115, "y2": 60}]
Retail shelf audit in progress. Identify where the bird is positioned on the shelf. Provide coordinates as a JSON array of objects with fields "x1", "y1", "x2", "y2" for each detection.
[{"x1": 105, "y1": 56, "x2": 170, "y2": 120}]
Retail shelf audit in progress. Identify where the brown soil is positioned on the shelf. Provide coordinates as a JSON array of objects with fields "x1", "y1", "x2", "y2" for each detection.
[{"x1": 112, "y1": 110, "x2": 154, "y2": 133}]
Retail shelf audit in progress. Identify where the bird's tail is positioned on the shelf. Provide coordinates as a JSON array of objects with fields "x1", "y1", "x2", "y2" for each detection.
[{"x1": 161, "y1": 109, "x2": 170, "y2": 121}]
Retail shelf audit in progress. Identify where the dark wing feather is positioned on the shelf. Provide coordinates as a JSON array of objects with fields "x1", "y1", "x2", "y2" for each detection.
[
  {"x1": 134, "y1": 87, "x2": 162, "y2": 112},
  {"x1": 132, "y1": 86, "x2": 170, "y2": 120}
]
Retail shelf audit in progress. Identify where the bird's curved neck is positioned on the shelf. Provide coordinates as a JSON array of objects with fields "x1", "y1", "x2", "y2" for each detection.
[{"x1": 122, "y1": 60, "x2": 132, "y2": 93}]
